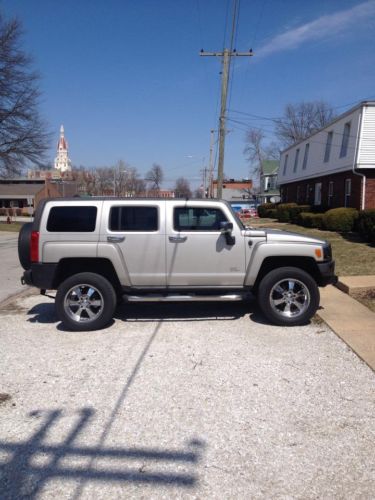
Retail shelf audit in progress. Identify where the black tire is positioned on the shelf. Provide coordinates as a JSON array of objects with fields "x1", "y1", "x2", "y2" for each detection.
[
  {"x1": 55, "y1": 272, "x2": 117, "y2": 331},
  {"x1": 18, "y1": 222, "x2": 33, "y2": 270},
  {"x1": 257, "y1": 267, "x2": 320, "y2": 326}
]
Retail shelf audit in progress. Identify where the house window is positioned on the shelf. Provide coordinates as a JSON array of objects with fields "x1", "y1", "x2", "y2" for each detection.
[
  {"x1": 328, "y1": 181, "x2": 334, "y2": 207},
  {"x1": 282, "y1": 154, "x2": 289, "y2": 175},
  {"x1": 306, "y1": 184, "x2": 310, "y2": 203},
  {"x1": 293, "y1": 149, "x2": 300, "y2": 173},
  {"x1": 314, "y1": 182, "x2": 322, "y2": 206},
  {"x1": 302, "y1": 143, "x2": 309, "y2": 170},
  {"x1": 268, "y1": 176, "x2": 276, "y2": 190},
  {"x1": 344, "y1": 178, "x2": 351, "y2": 207},
  {"x1": 296, "y1": 186, "x2": 301, "y2": 203},
  {"x1": 340, "y1": 122, "x2": 351, "y2": 158},
  {"x1": 324, "y1": 131, "x2": 333, "y2": 163}
]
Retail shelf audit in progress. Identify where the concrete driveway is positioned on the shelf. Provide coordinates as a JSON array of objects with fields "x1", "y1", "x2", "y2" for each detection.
[
  {"x1": 0, "y1": 231, "x2": 25, "y2": 303},
  {"x1": 0, "y1": 293, "x2": 374, "y2": 498}
]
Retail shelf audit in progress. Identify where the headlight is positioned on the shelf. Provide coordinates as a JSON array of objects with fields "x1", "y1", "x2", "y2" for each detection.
[{"x1": 323, "y1": 243, "x2": 332, "y2": 261}]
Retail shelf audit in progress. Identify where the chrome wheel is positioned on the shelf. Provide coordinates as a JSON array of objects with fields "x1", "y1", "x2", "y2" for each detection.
[
  {"x1": 64, "y1": 284, "x2": 104, "y2": 323},
  {"x1": 269, "y1": 278, "x2": 310, "y2": 318}
]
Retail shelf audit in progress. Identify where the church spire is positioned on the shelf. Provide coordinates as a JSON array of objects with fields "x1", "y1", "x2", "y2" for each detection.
[{"x1": 54, "y1": 124, "x2": 71, "y2": 173}]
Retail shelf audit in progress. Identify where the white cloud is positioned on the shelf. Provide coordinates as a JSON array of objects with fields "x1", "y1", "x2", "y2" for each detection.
[{"x1": 257, "y1": 0, "x2": 375, "y2": 58}]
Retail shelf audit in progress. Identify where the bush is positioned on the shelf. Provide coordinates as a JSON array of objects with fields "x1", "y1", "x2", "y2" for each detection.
[
  {"x1": 276, "y1": 203, "x2": 297, "y2": 222},
  {"x1": 323, "y1": 207, "x2": 359, "y2": 232},
  {"x1": 258, "y1": 203, "x2": 276, "y2": 218},
  {"x1": 357, "y1": 209, "x2": 375, "y2": 243},
  {"x1": 288, "y1": 204, "x2": 311, "y2": 223},
  {"x1": 297, "y1": 212, "x2": 325, "y2": 229},
  {"x1": 267, "y1": 209, "x2": 278, "y2": 218}
]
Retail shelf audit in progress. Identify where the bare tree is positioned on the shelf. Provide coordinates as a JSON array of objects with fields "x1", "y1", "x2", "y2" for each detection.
[
  {"x1": 94, "y1": 167, "x2": 113, "y2": 195},
  {"x1": 193, "y1": 187, "x2": 204, "y2": 199},
  {"x1": 275, "y1": 101, "x2": 335, "y2": 147},
  {"x1": 244, "y1": 128, "x2": 279, "y2": 185},
  {"x1": 146, "y1": 163, "x2": 164, "y2": 192},
  {"x1": 0, "y1": 15, "x2": 50, "y2": 177},
  {"x1": 174, "y1": 177, "x2": 192, "y2": 198},
  {"x1": 125, "y1": 167, "x2": 146, "y2": 196}
]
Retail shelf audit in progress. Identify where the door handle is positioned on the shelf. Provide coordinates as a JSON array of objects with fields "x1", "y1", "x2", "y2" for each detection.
[
  {"x1": 169, "y1": 236, "x2": 187, "y2": 243},
  {"x1": 107, "y1": 236, "x2": 125, "y2": 243}
]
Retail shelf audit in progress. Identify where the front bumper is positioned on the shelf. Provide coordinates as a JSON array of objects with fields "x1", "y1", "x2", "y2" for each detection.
[
  {"x1": 317, "y1": 260, "x2": 337, "y2": 286},
  {"x1": 21, "y1": 263, "x2": 58, "y2": 290}
]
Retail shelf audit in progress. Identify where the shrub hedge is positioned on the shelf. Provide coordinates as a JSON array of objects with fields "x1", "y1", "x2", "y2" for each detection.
[
  {"x1": 323, "y1": 207, "x2": 359, "y2": 232},
  {"x1": 276, "y1": 203, "x2": 297, "y2": 222},
  {"x1": 258, "y1": 203, "x2": 277, "y2": 218},
  {"x1": 275, "y1": 203, "x2": 312, "y2": 223},
  {"x1": 297, "y1": 212, "x2": 325, "y2": 229},
  {"x1": 356, "y1": 209, "x2": 375, "y2": 243}
]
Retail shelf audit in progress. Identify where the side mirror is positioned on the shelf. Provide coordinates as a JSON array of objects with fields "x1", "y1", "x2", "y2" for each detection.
[
  {"x1": 220, "y1": 221, "x2": 235, "y2": 246},
  {"x1": 220, "y1": 221, "x2": 233, "y2": 234}
]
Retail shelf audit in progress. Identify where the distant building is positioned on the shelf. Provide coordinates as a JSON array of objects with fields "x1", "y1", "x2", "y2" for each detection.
[
  {"x1": 259, "y1": 160, "x2": 280, "y2": 204},
  {"x1": 278, "y1": 101, "x2": 375, "y2": 210},
  {"x1": 54, "y1": 125, "x2": 72, "y2": 173},
  {"x1": 0, "y1": 178, "x2": 78, "y2": 213},
  {"x1": 212, "y1": 179, "x2": 253, "y2": 202},
  {"x1": 28, "y1": 168, "x2": 61, "y2": 180}
]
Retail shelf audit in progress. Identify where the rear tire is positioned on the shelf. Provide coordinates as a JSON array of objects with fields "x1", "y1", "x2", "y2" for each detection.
[
  {"x1": 56, "y1": 272, "x2": 116, "y2": 331},
  {"x1": 257, "y1": 267, "x2": 319, "y2": 326}
]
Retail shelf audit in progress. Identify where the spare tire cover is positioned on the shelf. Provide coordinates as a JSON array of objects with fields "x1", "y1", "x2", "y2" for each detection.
[{"x1": 18, "y1": 222, "x2": 33, "y2": 270}]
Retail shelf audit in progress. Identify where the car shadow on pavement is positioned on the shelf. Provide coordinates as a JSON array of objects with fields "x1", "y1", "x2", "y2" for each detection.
[
  {"x1": 25, "y1": 296, "x2": 272, "y2": 328},
  {"x1": 115, "y1": 300, "x2": 256, "y2": 322},
  {"x1": 0, "y1": 407, "x2": 204, "y2": 499}
]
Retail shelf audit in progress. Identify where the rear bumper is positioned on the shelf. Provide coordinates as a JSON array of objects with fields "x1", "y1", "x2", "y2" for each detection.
[
  {"x1": 317, "y1": 260, "x2": 337, "y2": 286},
  {"x1": 21, "y1": 264, "x2": 57, "y2": 289}
]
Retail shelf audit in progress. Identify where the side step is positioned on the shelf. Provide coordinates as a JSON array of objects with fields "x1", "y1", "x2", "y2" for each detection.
[{"x1": 124, "y1": 293, "x2": 246, "y2": 303}]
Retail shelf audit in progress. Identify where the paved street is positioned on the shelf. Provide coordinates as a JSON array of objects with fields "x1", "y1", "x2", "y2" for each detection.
[
  {"x1": 0, "y1": 293, "x2": 374, "y2": 499},
  {"x1": 0, "y1": 232, "x2": 25, "y2": 303}
]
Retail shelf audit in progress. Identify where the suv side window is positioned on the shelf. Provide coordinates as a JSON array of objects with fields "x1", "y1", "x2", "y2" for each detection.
[
  {"x1": 47, "y1": 206, "x2": 97, "y2": 232},
  {"x1": 109, "y1": 206, "x2": 158, "y2": 231},
  {"x1": 174, "y1": 207, "x2": 228, "y2": 231}
]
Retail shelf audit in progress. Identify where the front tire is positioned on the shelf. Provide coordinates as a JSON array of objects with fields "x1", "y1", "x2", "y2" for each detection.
[
  {"x1": 257, "y1": 267, "x2": 320, "y2": 326},
  {"x1": 56, "y1": 272, "x2": 116, "y2": 331}
]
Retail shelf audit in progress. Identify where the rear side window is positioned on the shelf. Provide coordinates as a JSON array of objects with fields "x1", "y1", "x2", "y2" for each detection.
[
  {"x1": 109, "y1": 206, "x2": 158, "y2": 231},
  {"x1": 174, "y1": 207, "x2": 228, "y2": 231},
  {"x1": 47, "y1": 206, "x2": 97, "y2": 232}
]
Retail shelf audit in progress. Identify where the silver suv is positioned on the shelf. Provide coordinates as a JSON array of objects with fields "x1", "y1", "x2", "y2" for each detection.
[{"x1": 18, "y1": 198, "x2": 336, "y2": 331}]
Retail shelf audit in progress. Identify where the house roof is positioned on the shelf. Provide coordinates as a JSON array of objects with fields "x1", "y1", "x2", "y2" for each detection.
[
  {"x1": 0, "y1": 184, "x2": 42, "y2": 197},
  {"x1": 261, "y1": 160, "x2": 279, "y2": 175}
]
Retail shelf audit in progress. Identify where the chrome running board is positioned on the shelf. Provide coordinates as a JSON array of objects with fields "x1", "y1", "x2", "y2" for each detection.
[{"x1": 124, "y1": 294, "x2": 245, "y2": 303}]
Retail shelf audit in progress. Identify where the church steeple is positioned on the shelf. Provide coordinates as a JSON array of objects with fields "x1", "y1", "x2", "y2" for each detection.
[{"x1": 54, "y1": 124, "x2": 71, "y2": 172}]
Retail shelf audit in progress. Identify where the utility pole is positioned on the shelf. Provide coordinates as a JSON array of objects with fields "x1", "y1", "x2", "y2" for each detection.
[
  {"x1": 200, "y1": 48, "x2": 253, "y2": 198},
  {"x1": 208, "y1": 129, "x2": 215, "y2": 198}
]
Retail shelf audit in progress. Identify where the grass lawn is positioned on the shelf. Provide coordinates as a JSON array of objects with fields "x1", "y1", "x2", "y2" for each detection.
[
  {"x1": 250, "y1": 218, "x2": 375, "y2": 277},
  {"x1": 0, "y1": 222, "x2": 24, "y2": 232}
]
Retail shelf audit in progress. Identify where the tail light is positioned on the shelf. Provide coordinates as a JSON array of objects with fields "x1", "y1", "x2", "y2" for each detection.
[{"x1": 30, "y1": 231, "x2": 39, "y2": 263}]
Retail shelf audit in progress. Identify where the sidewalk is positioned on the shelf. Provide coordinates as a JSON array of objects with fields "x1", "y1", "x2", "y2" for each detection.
[{"x1": 318, "y1": 284, "x2": 375, "y2": 371}]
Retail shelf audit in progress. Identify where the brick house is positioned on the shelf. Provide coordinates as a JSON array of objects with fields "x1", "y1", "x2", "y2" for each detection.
[{"x1": 278, "y1": 101, "x2": 375, "y2": 210}]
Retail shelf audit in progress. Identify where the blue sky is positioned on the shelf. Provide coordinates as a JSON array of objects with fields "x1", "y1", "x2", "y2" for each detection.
[{"x1": 2, "y1": 0, "x2": 375, "y2": 188}]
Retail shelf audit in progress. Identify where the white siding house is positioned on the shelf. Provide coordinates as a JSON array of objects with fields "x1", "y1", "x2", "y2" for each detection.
[{"x1": 277, "y1": 101, "x2": 375, "y2": 210}]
